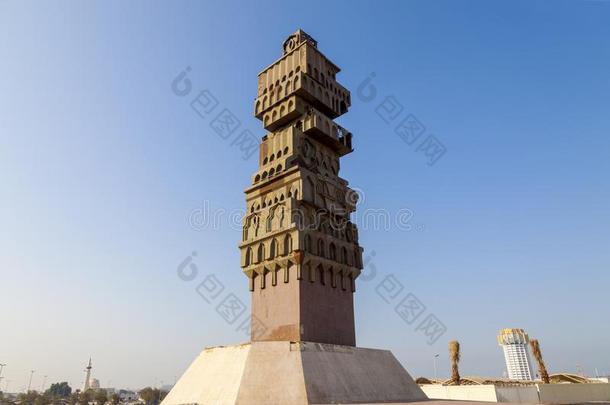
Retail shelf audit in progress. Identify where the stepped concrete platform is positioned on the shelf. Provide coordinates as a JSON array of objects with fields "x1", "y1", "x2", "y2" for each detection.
[{"x1": 161, "y1": 341, "x2": 429, "y2": 405}]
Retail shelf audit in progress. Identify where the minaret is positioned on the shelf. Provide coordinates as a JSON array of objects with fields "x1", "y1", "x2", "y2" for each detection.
[
  {"x1": 240, "y1": 29, "x2": 362, "y2": 346},
  {"x1": 83, "y1": 358, "x2": 92, "y2": 391}
]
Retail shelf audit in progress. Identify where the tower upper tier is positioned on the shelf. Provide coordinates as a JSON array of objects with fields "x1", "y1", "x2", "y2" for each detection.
[{"x1": 254, "y1": 29, "x2": 352, "y2": 130}]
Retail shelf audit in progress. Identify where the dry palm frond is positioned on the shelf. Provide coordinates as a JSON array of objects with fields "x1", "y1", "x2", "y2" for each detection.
[
  {"x1": 449, "y1": 340, "x2": 461, "y2": 385},
  {"x1": 530, "y1": 339, "x2": 550, "y2": 384}
]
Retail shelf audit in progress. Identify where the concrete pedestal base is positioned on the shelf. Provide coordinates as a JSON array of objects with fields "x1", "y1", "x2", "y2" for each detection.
[{"x1": 161, "y1": 341, "x2": 427, "y2": 405}]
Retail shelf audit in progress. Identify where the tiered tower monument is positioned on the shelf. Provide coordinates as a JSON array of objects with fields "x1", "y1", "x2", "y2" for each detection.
[
  {"x1": 162, "y1": 30, "x2": 426, "y2": 405},
  {"x1": 240, "y1": 29, "x2": 361, "y2": 346}
]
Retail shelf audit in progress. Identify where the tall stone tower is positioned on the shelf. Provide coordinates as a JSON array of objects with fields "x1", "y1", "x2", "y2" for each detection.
[
  {"x1": 239, "y1": 29, "x2": 362, "y2": 346},
  {"x1": 162, "y1": 30, "x2": 426, "y2": 405}
]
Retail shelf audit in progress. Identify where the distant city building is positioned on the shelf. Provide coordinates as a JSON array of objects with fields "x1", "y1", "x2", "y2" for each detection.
[
  {"x1": 119, "y1": 390, "x2": 139, "y2": 402},
  {"x1": 89, "y1": 378, "x2": 100, "y2": 390},
  {"x1": 497, "y1": 328, "x2": 534, "y2": 380}
]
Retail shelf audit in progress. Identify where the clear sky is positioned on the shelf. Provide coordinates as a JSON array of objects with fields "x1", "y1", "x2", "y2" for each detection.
[{"x1": 1, "y1": 0, "x2": 609, "y2": 392}]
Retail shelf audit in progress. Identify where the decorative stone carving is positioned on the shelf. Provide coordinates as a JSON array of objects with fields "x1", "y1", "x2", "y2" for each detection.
[{"x1": 240, "y1": 30, "x2": 363, "y2": 346}]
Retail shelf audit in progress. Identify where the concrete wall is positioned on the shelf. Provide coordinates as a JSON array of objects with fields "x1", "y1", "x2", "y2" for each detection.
[
  {"x1": 421, "y1": 383, "x2": 610, "y2": 404},
  {"x1": 421, "y1": 385, "x2": 498, "y2": 402},
  {"x1": 538, "y1": 383, "x2": 610, "y2": 404},
  {"x1": 495, "y1": 386, "x2": 539, "y2": 403}
]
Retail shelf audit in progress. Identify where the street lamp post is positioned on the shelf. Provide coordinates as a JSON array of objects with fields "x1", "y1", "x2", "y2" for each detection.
[
  {"x1": 433, "y1": 354, "x2": 440, "y2": 381},
  {"x1": 27, "y1": 370, "x2": 35, "y2": 392}
]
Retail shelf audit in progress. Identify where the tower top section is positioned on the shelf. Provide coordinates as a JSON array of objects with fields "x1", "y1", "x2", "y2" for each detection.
[
  {"x1": 497, "y1": 328, "x2": 530, "y2": 345},
  {"x1": 255, "y1": 30, "x2": 350, "y2": 141},
  {"x1": 283, "y1": 29, "x2": 318, "y2": 54}
]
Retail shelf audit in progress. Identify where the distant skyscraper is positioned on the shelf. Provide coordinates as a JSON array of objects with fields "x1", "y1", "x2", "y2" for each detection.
[
  {"x1": 83, "y1": 358, "x2": 92, "y2": 391},
  {"x1": 497, "y1": 328, "x2": 534, "y2": 380}
]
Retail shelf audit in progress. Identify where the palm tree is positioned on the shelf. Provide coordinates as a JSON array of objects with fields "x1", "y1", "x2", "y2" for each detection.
[
  {"x1": 94, "y1": 389, "x2": 108, "y2": 405},
  {"x1": 68, "y1": 392, "x2": 79, "y2": 405},
  {"x1": 530, "y1": 339, "x2": 550, "y2": 383},
  {"x1": 448, "y1": 340, "x2": 461, "y2": 385}
]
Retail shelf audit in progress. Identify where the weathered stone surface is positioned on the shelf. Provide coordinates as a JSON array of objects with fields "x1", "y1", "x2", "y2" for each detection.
[
  {"x1": 236, "y1": 341, "x2": 308, "y2": 405},
  {"x1": 299, "y1": 342, "x2": 426, "y2": 404},
  {"x1": 161, "y1": 344, "x2": 250, "y2": 405}
]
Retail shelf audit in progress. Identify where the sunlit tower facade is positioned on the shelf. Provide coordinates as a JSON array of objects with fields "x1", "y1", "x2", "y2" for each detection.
[
  {"x1": 239, "y1": 29, "x2": 362, "y2": 346},
  {"x1": 497, "y1": 328, "x2": 534, "y2": 381}
]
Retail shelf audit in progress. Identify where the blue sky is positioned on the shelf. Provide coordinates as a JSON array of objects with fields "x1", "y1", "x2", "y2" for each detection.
[{"x1": 1, "y1": 0, "x2": 609, "y2": 391}]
